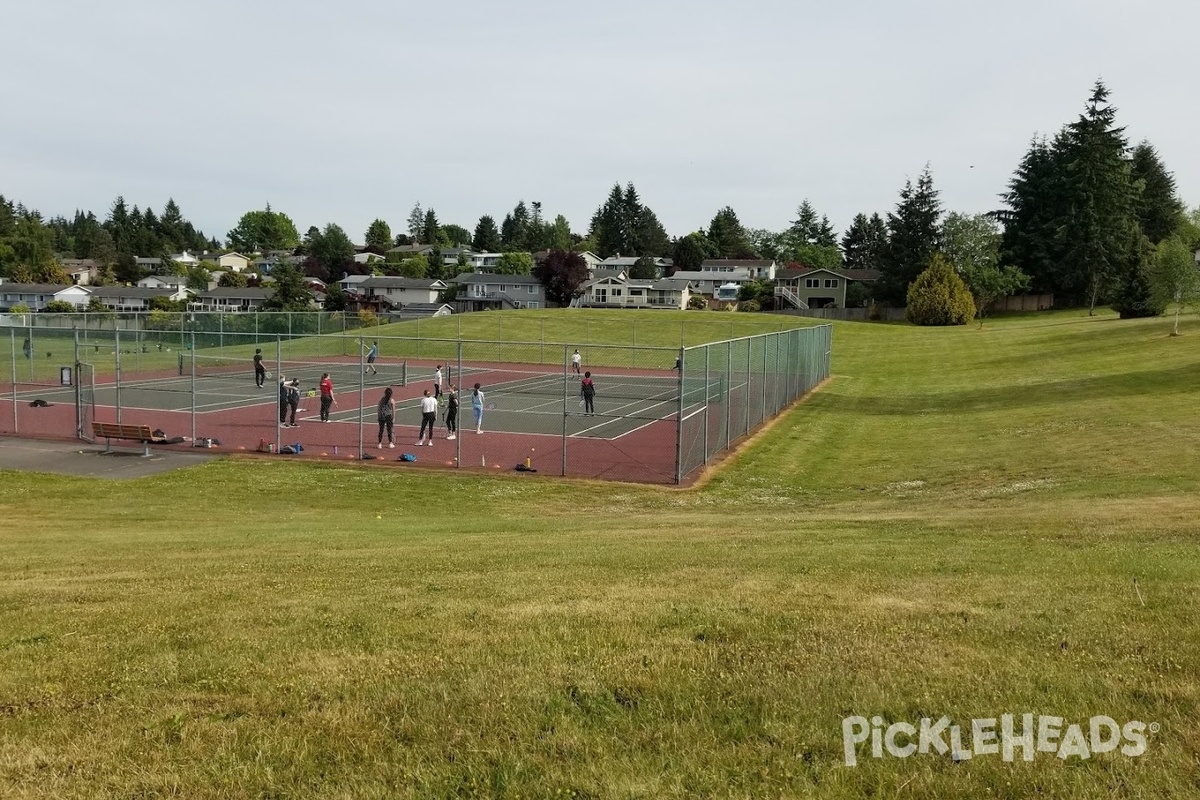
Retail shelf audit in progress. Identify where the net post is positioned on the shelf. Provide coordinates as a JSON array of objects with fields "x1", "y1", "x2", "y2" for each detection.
[
  {"x1": 276, "y1": 334, "x2": 282, "y2": 456},
  {"x1": 401, "y1": 360, "x2": 408, "y2": 387},
  {"x1": 674, "y1": 345, "x2": 685, "y2": 485},
  {"x1": 190, "y1": 333, "x2": 196, "y2": 444},
  {"x1": 73, "y1": 328, "x2": 80, "y2": 439},
  {"x1": 456, "y1": 339, "x2": 463, "y2": 469},
  {"x1": 11, "y1": 328, "x2": 18, "y2": 434}
]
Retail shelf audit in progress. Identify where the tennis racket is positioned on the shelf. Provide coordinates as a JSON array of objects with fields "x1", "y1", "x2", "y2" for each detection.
[
  {"x1": 485, "y1": 402, "x2": 496, "y2": 411},
  {"x1": 265, "y1": 371, "x2": 273, "y2": 379}
]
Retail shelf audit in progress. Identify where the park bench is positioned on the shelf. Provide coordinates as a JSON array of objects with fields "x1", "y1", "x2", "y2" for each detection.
[{"x1": 92, "y1": 422, "x2": 156, "y2": 457}]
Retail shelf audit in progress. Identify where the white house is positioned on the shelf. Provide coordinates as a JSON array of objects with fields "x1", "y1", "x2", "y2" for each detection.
[
  {"x1": 138, "y1": 275, "x2": 190, "y2": 291},
  {"x1": 670, "y1": 268, "x2": 755, "y2": 299},
  {"x1": 85, "y1": 286, "x2": 190, "y2": 312},
  {"x1": 596, "y1": 255, "x2": 673, "y2": 277},
  {"x1": 0, "y1": 283, "x2": 71, "y2": 311},
  {"x1": 360, "y1": 276, "x2": 447, "y2": 306},
  {"x1": 576, "y1": 274, "x2": 692, "y2": 310},
  {"x1": 54, "y1": 285, "x2": 92, "y2": 308},
  {"x1": 699, "y1": 259, "x2": 776, "y2": 280},
  {"x1": 468, "y1": 252, "x2": 505, "y2": 272},
  {"x1": 188, "y1": 287, "x2": 276, "y2": 312},
  {"x1": 353, "y1": 252, "x2": 387, "y2": 265}
]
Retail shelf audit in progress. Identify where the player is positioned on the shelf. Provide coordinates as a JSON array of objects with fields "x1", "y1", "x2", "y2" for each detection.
[
  {"x1": 364, "y1": 341, "x2": 378, "y2": 375},
  {"x1": 571, "y1": 349, "x2": 581, "y2": 375},
  {"x1": 434, "y1": 364, "x2": 443, "y2": 398},
  {"x1": 319, "y1": 372, "x2": 336, "y2": 422},
  {"x1": 253, "y1": 348, "x2": 266, "y2": 387}
]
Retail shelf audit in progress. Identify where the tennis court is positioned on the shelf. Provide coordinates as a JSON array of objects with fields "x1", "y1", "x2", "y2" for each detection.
[{"x1": 2, "y1": 325, "x2": 830, "y2": 485}]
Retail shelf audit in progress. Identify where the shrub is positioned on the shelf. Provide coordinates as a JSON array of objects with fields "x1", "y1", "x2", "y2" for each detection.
[
  {"x1": 905, "y1": 254, "x2": 975, "y2": 326},
  {"x1": 687, "y1": 295, "x2": 708, "y2": 310},
  {"x1": 738, "y1": 299, "x2": 761, "y2": 313}
]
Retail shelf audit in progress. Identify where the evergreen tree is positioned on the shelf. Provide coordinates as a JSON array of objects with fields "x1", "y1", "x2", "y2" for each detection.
[
  {"x1": 707, "y1": 207, "x2": 755, "y2": 259},
  {"x1": 407, "y1": 203, "x2": 424, "y2": 241},
  {"x1": 262, "y1": 262, "x2": 314, "y2": 311},
  {"x1": 1062, "y1": 81, "x2": 1136, "y2": 313},
  {"x1": 905, "y1": 253, "x2": 975, "y2": 326},
  {"x1": 879, "y1": 167, "x2": 942, "y2": 304},
  {"x1": 1110, "y1": 222, "x2": 1163, "y2": 319},
  {"x1": 840, "y1": 214, "x2": 871, "y2": 269},
  {"x1": 422, "y1": 209, "x2": 440, "y2": 249},
  {"x1": 473, "y1": 215, "x2": 502, "y2": 252},
  {"x1": 1130, "y1": 141, "x2": 1183, "y2": 245},
  {"x1": 589, "y1": 184, "x2": 627, "y2": 257},
  {"x1": 672, "y1": 232, "x2": 715, "y2": 272},
  {"x1": 364, "y1": 219, "x2": 392, "y2": 251},
  {"x1": 547, "y1": 214, "x2": 573, "y2": 251},
  {"x1": 442, "y1": 224, "x2": 472, "y2": 247},
  {"x1": 998, "y1": 135, "x2": 1070, "y2": 295}
]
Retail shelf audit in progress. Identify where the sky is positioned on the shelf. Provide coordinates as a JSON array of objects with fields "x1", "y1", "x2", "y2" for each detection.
[{"x1": 5, "y1": 0, "x2": 1199, "y2": 247}]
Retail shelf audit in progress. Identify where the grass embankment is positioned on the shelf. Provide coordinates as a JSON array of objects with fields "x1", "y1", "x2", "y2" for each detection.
[{"x1": 0, "y1": 309, "x2": 1197, "y2": 798}]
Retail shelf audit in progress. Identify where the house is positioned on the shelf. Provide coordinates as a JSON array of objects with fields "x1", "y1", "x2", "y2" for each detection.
[
  {"x1": 468, "y1": 252, "x2": 505, "y2": 272},
  {"x1": 533, "y1": 250, "x2": 604, "y2": 271},
  {"x1": 576, "y1": 274, "x2": 692, "y2": 310},
  {"x1": 386, "y1": 243, "x2": 434, "y2": 259},
  {"x1": 85, "y1": 286, "x2": 190, "y2": 312},
  {"x1": 773, "y1": 268, "x2": 881, "y2": 309},
  {"x1": 596, "y1": 255, "x2": 673, "y2": 278},
  {"x1": 451, "y1": 273, "x2": 545, "y2": 310},
  {"x1": 60, "y1": 258, "x2": 102, "y2": 286},
  {"x1": 0, "y1": 283, "x2": 71, "y2": 311},
  {"x1": 198, "y1": 251, "x2": 251, "y2": 272},
  {"x1": 360, "y1": 276, "x2": 447, "y2": 307},
  {"x1": 670, "y1": 269, "x2": 755, "y2": 299},
  {"x1": 336, "y1": 274, "x2": 373, "y2": 294},
  {"x1": 138, "y1": 275, "x2": 190, "y2": 291},
  {"x1": 188, "y1": 287, "x2": 276, "y2": 312},
  {"x1": 54, "y1": 286, "x2": 92, "y2": 308},
  {"x1": 699, "y1": 259, "x2": 777, "y2": 280},
  {"x1": 353, "y1": 252, "x2": 386, "y2": 265},
  {"x1": 390, "y1": 302, "x2": 454, "y2": 319}
]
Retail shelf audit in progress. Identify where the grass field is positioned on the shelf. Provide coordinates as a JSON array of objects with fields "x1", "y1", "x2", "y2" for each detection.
[{"x1": 1, "y1": 309, "x2": 1198, "y2": 798}]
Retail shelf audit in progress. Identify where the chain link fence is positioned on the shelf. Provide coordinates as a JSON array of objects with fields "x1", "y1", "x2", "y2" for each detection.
[{"x1": 2, "y1": 314, "x2": 830, "y2": 484}]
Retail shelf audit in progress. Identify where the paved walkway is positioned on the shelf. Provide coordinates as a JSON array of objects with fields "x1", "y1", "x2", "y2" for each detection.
[{"x1": 0, "y1": 437, "x2": 219, "y2": 479}]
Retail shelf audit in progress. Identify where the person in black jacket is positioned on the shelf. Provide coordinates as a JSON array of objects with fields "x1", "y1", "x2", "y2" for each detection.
[{"x1": 580, "y1": 371, "x2": 596, "y2": 416}]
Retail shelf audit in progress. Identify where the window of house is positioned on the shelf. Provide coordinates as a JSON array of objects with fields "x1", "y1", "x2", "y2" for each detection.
[
  {"x1": 527, "y1": 285, "x2": 536, "y2": 293},
  {"x1": 825, "y1": 279, "x2": 839, "y2": 288},
  {"x1": 805, "y1": 278, "x2": 819, "y2": 288}
]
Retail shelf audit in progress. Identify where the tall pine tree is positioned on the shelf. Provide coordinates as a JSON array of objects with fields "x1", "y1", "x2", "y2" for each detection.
[
  {"x1": 1129, "y1": 141, "x2": 1183, "y2": 245},
  {"x1": 878, "y1": 167, "x2": 942, "y2": 304}
]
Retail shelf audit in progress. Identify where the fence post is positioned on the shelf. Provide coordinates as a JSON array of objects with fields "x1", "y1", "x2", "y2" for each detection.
[
  {"x1": 725, "y1": 339, "x2": 732, "y2": 451},
  {"x1": 456, "y1": 339, "x2": 463, "y2": 469},
  {"x1": 760, "y1": 332, "x2": 768, "y2": 422},
  {"x1": 703, "y1": 345, "x2": 710, "y2": 464},
  {"x1": 115, "y1": 328, "x2": 122, "y2": 425},
  {"x1": 10, "y1": 326, "x2": 19, "y2": 433},
  {"x1": 73, "y1": 328, "x2": 80, "y2": 439},
  {"x1": 744, "y1": 336, "x2": 752, "y2": 437},
  {"x1": 357, "y1": 336, "x2": 365, "y2": 461},
  {"x1": 276, "y1": 335, "x2": 282, "y2": 456},
  {"x1": 676, "y1": 343, "x2": 686, "y2": 482},
  {"x1": 561, "y1": 345, "x2": 569, "y2": 478}
]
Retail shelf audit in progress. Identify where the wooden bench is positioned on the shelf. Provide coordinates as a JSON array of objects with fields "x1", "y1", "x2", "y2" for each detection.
[{"x1": 92, "y1": 422, "x2": 156, "y2": 457}]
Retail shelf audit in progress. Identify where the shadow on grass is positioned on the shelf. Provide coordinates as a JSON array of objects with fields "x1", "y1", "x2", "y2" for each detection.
[{"x1": 820, "y1": 364, "x2": 1196, "y2": 415}]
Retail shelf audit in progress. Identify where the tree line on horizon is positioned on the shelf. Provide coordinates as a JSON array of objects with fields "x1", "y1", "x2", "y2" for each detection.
[{"x1": 1, "y1": 81, "x2": 1197, "y2": 321}]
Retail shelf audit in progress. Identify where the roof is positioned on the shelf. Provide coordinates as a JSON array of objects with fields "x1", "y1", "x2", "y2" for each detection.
[
  {"x1": 86, "y1": 286, "x2": 183, "y2": 298},
  {"x1": 670, "y1": 269, "x2": 752, "y2": 281},
  {"x1": 192, "y1": 287, "x2": 273, "y2": 299},
  {"x1": 386, "y1": 244, "x2": 434, "y2": 254},
  {"x1": 0, "y1": 283, "x2": 69, "y2": 294},
  {"x1": 451, "y1": 272, "x2": 540, "y2": 285},
  {"x1": 700, "y1": 259, "x2": 775, "y2": 268},
  {"x1": 777, "y1": 267, "x2": 881, "y2": 282},
  {"x1": 198, "y1": 251, "x2": 249, "y2": 261},
  {"x1": 399, "y1": 302, "x2": 453, "y2": 312},
  {"x1": 360, "y1": 276, "x2": 445, "y2": 290}
]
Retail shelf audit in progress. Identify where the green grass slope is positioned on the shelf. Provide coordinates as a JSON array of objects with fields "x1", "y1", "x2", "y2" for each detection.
[{"x1": 0, "y1": 309, "x2": 1197, "y2": 799}]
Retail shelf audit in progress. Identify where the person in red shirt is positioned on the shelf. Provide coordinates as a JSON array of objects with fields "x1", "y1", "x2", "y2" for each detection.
[{"x1": 319, "y1": 372, "x2": 337, "y2": 422}]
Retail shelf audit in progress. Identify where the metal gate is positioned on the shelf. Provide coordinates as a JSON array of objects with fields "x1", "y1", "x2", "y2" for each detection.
[{"x1": 76, "y1": 361, "x2": 95, "y2": 442}]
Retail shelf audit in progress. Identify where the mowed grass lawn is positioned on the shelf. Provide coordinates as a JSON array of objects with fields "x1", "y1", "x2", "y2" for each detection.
[{"x1": 1, "y1": 309, "x2": 1198, "y2": 799}]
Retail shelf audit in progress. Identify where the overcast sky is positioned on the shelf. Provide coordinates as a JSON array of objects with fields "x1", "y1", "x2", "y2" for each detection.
[{"x1": 5, "y1": 0, "x2": 1198, "y2": 246}]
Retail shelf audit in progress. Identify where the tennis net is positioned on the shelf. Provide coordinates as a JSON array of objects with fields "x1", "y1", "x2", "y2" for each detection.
[
  {"x1": 448, "y1": 366, "x2": 722, "y2": 403},
  {"x1": 182, "y1": 353, "x2": 408, "y2": 388}
]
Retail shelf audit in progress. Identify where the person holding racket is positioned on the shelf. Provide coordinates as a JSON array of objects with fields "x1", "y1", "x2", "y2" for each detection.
[
  {"x1": 580, "y1": 371, "x2": 596, "y2": 416},
  {"x1": 319, "y1": 372, "x2": 337, "y2": 422},
  {"x1": 253, "y1": 348, "x2": 266, "y2": 387},
  {"x1": 471, "y1": 382, "x2": 486, "y2": 434}
]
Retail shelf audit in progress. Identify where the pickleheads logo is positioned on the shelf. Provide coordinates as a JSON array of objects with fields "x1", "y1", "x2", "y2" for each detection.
[{"x1": 841, "y1": 715, "x2": 1156, "y2": 766}]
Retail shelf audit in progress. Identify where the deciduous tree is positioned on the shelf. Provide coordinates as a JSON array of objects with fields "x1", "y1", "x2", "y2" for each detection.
[{"x1": 532, "y1": 250, "x2": 588, "y2": 305}]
